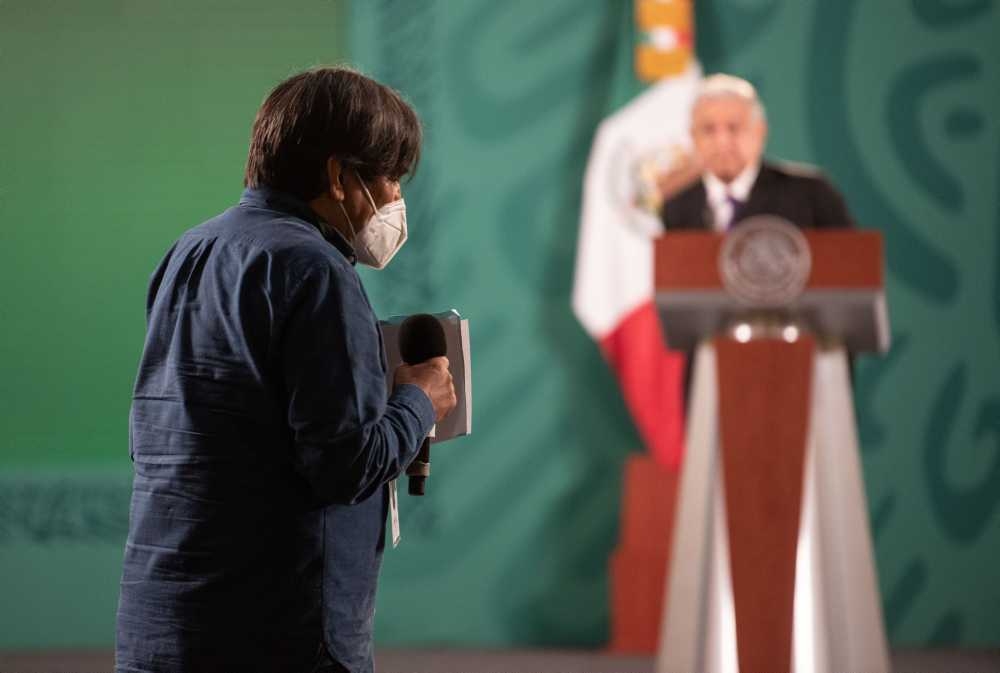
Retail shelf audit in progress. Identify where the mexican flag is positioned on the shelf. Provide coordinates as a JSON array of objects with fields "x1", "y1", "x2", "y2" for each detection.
[{"x1": 571, "y1": 4, "x2": 701, "y2": 470}]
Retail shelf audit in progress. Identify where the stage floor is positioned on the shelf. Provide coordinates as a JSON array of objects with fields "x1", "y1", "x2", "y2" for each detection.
[{"x1": 0, "y1": 648, "x2": 998, "y2": 673}]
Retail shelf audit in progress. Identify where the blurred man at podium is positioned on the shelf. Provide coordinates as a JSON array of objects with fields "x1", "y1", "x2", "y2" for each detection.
[
  {"x1": 653, "y1": 74, "x2": 891, "y2": 673},
  {"x1": 660, "y1": 74, "x2": 855, "y2": 233},
  {"x1": 660, "y1": 73, "x2": 857, "y2": 398}
]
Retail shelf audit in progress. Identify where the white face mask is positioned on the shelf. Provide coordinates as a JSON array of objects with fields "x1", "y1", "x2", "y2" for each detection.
[{"x1": 338, "y1": 173, "x2": 407, "y2": 269}]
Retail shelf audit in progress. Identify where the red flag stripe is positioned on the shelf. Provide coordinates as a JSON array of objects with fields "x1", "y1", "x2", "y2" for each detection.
[{"x1": 598, "y1": 300, "x2": 686, "y2": 469}]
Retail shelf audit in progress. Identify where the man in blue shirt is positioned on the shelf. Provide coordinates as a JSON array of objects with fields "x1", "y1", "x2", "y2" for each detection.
[{"x1": 115, "y1": 67, "x2": 456, "y2": 673}]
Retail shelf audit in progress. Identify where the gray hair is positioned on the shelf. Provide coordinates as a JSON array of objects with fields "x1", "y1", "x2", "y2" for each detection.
[{"x1": 693, "y1": 74, "x2": 766, "y2": 121}]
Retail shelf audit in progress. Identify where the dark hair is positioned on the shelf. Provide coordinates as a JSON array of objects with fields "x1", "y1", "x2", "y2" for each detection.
[{"x1": 244, "y1": 66, "x2": 421, "y2": 200}]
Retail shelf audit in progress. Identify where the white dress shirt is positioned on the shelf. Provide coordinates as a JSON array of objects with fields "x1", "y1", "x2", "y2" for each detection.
[{"x1": 703, "y1": 163, "x2": 760, "y2": 233}]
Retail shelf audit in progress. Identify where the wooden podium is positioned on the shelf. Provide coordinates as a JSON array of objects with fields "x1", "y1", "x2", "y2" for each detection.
[{"x1": 653, "y1": 226, "x2": 891, "y2": 673}]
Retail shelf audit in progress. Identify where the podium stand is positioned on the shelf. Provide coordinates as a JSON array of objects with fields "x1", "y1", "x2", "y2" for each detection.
[{"x1": 653, "y1": 226, "x2": 891, "y2": 673}]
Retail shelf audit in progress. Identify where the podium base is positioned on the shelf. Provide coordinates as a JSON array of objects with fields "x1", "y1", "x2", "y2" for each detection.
[{"x1": 656, "y1": 340, "x2": 890, "y2": 673}]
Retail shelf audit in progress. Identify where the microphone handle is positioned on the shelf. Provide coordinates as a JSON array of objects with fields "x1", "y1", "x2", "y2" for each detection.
[{"x1": 407, "y1": 437, "x2": 431, "y2": 496}]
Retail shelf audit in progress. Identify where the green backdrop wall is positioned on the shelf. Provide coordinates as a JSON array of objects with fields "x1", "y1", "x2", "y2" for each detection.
[{"x1": 1, "y1": 0, "x2": 998, "y2": 650}]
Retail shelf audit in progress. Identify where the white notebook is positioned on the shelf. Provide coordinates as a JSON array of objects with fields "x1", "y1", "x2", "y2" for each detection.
[{"x1": 379, "y1": 309, "x2": 472, "y2": 443}]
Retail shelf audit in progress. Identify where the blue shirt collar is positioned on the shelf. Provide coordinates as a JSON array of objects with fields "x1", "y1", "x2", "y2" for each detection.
[{"x1": 240, "y1": 186, "x2": 357, "y2": 265}]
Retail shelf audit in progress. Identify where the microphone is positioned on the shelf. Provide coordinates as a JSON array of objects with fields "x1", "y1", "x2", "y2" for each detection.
[{"x1": 399, "y1": 314, "x2": 447, "y2": 496}]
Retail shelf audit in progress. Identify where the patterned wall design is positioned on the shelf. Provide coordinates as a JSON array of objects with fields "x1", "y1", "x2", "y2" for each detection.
[{"x1": 351, "y1": 0, "x2": 1000, "y2": 647}]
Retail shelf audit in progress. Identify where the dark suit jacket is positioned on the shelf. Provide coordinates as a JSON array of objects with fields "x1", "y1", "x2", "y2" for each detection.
[
  {"x1": 661, "y1": 159, "x2": 856, "y2": 231},
  {"x1": 659, "y1": 160, "x2": 856, "y2": 403}
]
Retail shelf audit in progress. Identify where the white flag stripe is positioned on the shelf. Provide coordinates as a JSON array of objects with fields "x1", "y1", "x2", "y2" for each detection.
[{"x1": 572, "y1": 65, "x2": 702, "y2": 338}]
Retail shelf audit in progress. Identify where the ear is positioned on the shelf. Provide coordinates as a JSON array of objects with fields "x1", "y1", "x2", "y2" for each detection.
[{"x1": 326, "y1": 156, "x2": 346, "y2": 202}]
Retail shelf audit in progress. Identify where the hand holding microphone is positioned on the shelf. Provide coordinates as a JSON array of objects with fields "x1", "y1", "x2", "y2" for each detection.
[
  {"x1": 394, "y1": 357, "x2": 456, "y2": 422},
  {"x1": 393, "y1": 314, "x2": 457, "y2": 495}
]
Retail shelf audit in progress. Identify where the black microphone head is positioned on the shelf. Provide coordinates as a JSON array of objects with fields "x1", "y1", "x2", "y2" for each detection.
[{"x1": 399, "y1": 314, "x2": 447, "y2": 364}]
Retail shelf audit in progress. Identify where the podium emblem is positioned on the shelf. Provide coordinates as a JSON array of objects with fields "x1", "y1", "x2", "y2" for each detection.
[{"x1": 719, "y1": 216, "x2": 812, "y2": 306}]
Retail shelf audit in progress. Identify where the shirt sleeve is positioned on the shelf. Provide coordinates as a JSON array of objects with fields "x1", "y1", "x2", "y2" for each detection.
[{"x1": 279, "y1": 260, "x2": 436, "y2": 506}]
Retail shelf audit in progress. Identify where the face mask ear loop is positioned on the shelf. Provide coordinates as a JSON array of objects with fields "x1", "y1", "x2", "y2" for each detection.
[
  {"x1": 356, "y1": 169, "x2": 380, "y2": 217},
  {"x1": 337, "y1": 201, "x2": 357, "y2": 244}
]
